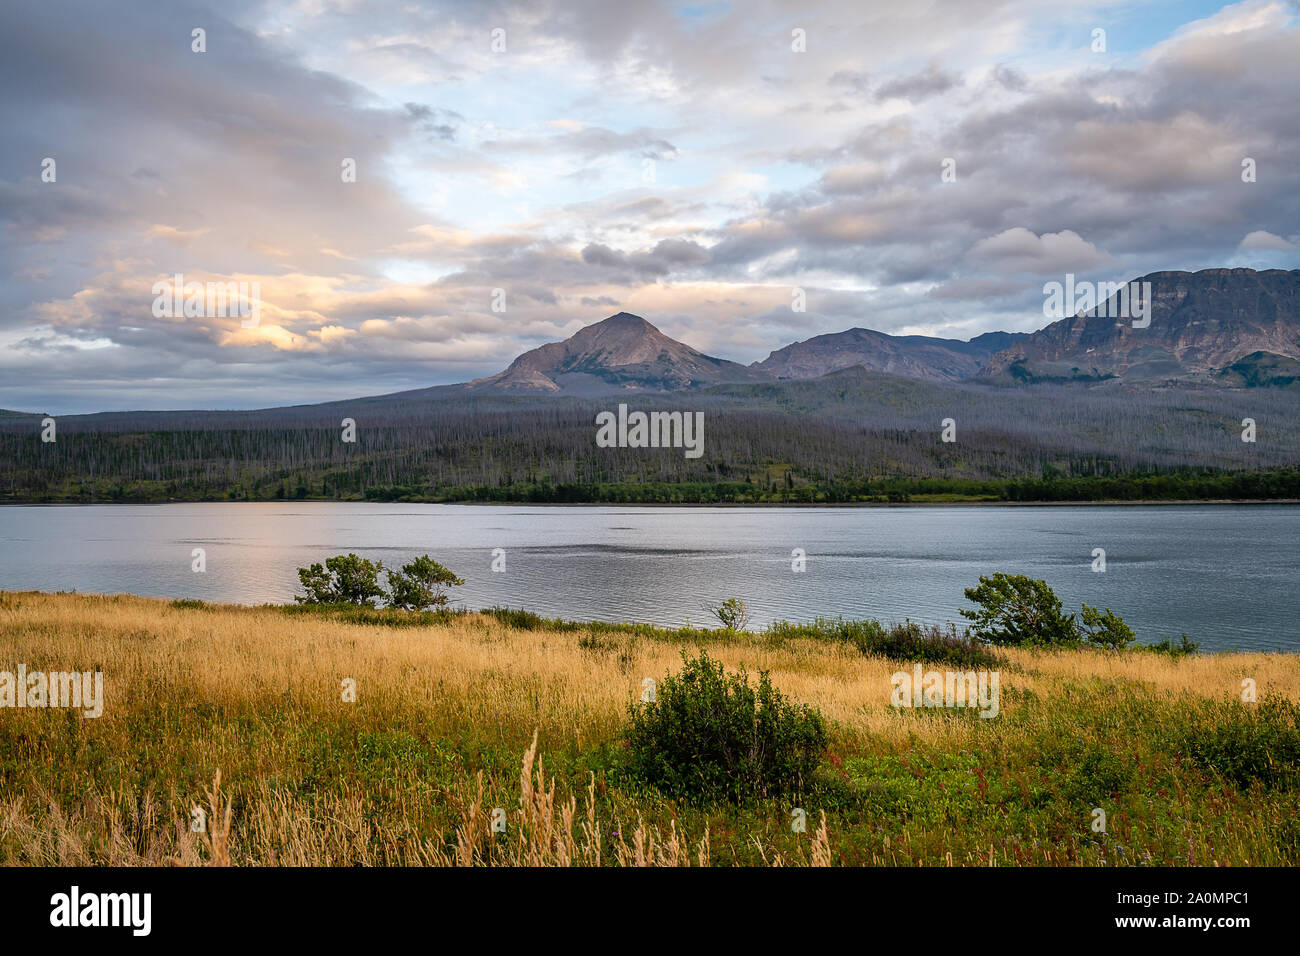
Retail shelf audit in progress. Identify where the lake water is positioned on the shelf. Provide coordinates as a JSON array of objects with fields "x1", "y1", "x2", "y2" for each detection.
[{"x1": 1, "y1": 503, "x2": 1297, "y2": 652}]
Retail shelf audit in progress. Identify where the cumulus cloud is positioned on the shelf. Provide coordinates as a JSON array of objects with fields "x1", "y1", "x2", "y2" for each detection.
[
  {"x1": 1239, "y1": 230, "x2": 1299, "y2": 251},
  {"x1": 969, "y1": 228, "x2": 1118, "y2": 275}
]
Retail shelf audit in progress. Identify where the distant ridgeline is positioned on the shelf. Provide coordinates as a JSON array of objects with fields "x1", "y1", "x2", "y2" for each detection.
[
  {"x1": 4, "y1": 268, "x2": 1300, "y2": 504},
  {"x1": 2, "y1": 376, "x2": 1299, "y2": 503}
]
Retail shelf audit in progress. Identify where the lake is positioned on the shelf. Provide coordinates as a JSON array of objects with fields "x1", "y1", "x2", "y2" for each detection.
[{"x1": 1, "y1": 502, "x2": 1297, "y2": 652}]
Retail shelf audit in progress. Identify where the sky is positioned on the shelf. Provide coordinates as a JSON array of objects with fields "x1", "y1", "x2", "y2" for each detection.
[{"x1": 2, "y1": 0, "x2": 1298, "y2": 413}]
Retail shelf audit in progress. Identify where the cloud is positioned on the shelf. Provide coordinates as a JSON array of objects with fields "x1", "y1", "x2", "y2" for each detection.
[
  {"x1": 1238, "y1": 230, "x2": 1299, "y2": 251},
  {"x1": 2, "y1": 0, "x2": 1299, "y2": 411},
  {"x1": 969, "y1": 228, "x2": 1118, "y2": 275},
  {"x1": 874, "y1": 65, "x2": 963, "y2": 102}
]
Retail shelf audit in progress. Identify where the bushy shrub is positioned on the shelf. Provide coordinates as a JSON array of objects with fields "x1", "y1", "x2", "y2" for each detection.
[
  {"x1": 482, "y1": 606, "x2": 548, "y2": 630},
  {"x1": 767, "y1": 617, "x2": 998, "y2": 667},
  {"x1": 1175, "y1": 698, "x2": 1300, "y2": 789},
  {"x1": 626, "y1": 650, "x2": 827, "y2": 804},
  {"x1": 295, "y1": 553, "x2": 385, "y2": 606},
  {"x1": 870, "y1": 620, "x2": 999, "y2": 667},
  {"x1": 1052, "y1": 744, "x2": 1138, "y2": 805},
  {"x1": 385, "y1": 555, "x2": 464, "y2": 610}
]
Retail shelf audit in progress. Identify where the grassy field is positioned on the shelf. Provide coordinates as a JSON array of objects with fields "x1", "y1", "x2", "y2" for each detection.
[{"x1": 1, "y1": 590, "x2": 1298, "y2": 866}]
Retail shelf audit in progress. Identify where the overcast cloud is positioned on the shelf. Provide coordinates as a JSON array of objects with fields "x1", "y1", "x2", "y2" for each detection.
[{"x1": 2, "y1": 0, "x2": 1298, "y2": 412}]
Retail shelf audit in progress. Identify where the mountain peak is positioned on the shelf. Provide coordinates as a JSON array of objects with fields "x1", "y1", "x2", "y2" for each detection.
[
  {"x1": 571, "y1": 311, "x2": 659, "y2": 343},
  {"x1": 600, "y1": 311, "x2": 651, "y2": 326},
  {"x1": 465, "y1": 312, "x2": 762, "y2": 396}
]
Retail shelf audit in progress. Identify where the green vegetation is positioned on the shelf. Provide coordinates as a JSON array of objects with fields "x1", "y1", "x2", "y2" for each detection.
[
  {"x1": 1078, "y1": 604, "x2": 1137, "y2": 650},
  {"x1": 1144, "y1": 633, "x2": 1201, "y2": 658},
  {"x1": 5, "y1": 379, "x2": 1300, "y2": 505},
  {"x1": 295, "y1": 553, "x2": 386, "y2": 607},
  {"x1": 961, "y1": 573, "x2": 1136, "y2": 649},
  {"x1": 707, "y1": 597, "x2": 750, "y2": 631},
  {"x1": 385, "y1": 555, "x2": 465, "y2": 611},
  {"x1": 477, "y1": 606, "x2": 1000, "y2": 665},
  {"x1": 295, "y1": 552, "x2": 463, "y2": 611},
  {"x1": 767, "y1": 618, "x2": 999, "y2": 667},
  {"x1": 626, "y1": 650, "x2": 828, "y2": 805},
  {"x1": 961, "y1": 574, "x2": 1078, "y2": 646},
  {"x1": 8, "y1": 469, "x2": 1300, "y2": 505},
  {"x1": 1174, "y1": 698, "x2": 1300, "y2": 790},
  {"x1": 3, "y1": 590, "x2": 1298, "y2": 866},
  {"x1": 288, "y1": 565, "x2": 1133, "y2": 664}
]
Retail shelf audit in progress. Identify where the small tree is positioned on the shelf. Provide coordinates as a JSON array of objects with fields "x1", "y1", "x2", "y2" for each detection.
[
  {"x1": 961, "y1": 573, "x2": 1138, "y2": 650},
  {"x1": 1078, "y1": 603, "x2": 1136, "y2": 650},
  {"x1": 295, "y1": 553, "x2": 385, "y2": 606},
  {"x1": 707, "y1": 597, "x2": 750, "y2": 632},
  {"x1": 960, "y1": 573, "x2": 1077, "y2": 646},
  {"x1": 385, "y1": 555, "x2": 464, "y2": 610}
]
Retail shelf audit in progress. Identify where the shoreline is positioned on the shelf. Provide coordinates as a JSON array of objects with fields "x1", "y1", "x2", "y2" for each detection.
[
  {"x1": 2, "y1": 497, "x2": 1299, "y2": 508},
  {"x1": 4, "y1": 588, "x2": 1297, "y2": 655}
]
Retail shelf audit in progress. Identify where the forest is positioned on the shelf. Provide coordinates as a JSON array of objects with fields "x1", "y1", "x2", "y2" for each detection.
[{"x1": 3, "y1": 371, "x2": 1299, "y2": 504}]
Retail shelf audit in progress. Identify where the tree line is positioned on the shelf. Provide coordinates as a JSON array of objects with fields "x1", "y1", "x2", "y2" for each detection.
[{"x1": 2, "y1": 377, "x2": 1298, "y2": 503}]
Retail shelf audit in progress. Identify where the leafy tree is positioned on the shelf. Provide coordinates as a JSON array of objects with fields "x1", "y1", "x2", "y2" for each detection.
[
  {"x1": 627, "y1": 650, "x2": 827, "y2": 804},
  {"x1": 385, "y1": 555, "x2": 464, "y2": 610},
  {"x1": 295, "y1": 553, "x2": 385, "y2": 606},
  {"x1": 962, "y1": 573, "x2": 1140, "y2": 650},
  {"x1": 1078, "y1": 603, "x2": 1136, "y2": 650},
  {"x1": 960, "y1": 573, "x2": 1078, "y2": 646},
  {"x1": 707, "y1": 597, "x2": 750, "y2": 631}
]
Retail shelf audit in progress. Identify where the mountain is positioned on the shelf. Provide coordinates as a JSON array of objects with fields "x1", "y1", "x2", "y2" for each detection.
[
  {"x1": 981, "y1": 268, "x2": 1300, "y2": 386},
  {"x1": 463, "y1": 312, "x2": 764, "y2": 395},
  {"x1": 751, "y1": 327, "x2": 1030, "y2": 383}
]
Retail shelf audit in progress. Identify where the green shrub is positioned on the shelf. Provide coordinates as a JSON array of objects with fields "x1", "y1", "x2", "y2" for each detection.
[
  {"x1": 385, "y1": 555, "x2": 464, "y2": 610},
  {"x1": 295, "y1": 553, "x2": 385, "y2": 606},
  {"x1": 1175, "y1": 698, "x2": 1300, "y2": 789},
  {"x1": 482, "y1": 607, "x2": 548, "y2": 630},
  {"x1": 626, "y1": 649, "x2": 827, "y2": 804},
  {"x1": 768, "y1": 617, "x2": 998, "y2": 667},
  {"x1": 869, "y1": 621, "x2": 1000, "y2": 667},
  {"x1": 768, "y1": 617, "x2": 886, "y2": 649},
  {"x1": 1052, "y1": 744, "x2": 1137, "y2": 805},
  {"x1": 1078, "y1": 604, "x2": 1137, "y2": 650},
  {"x1": 1144, "y1": 634, "x2": 1201, "y2": 658},
  {"x1": 276, "y1": 604, "x2": 460, "y2": 627},
  {"x1": 960, "y1": 573, "x2": 1078, "y2": 646}
]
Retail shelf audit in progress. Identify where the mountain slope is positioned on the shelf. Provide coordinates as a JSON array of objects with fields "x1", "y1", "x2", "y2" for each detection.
[
  {"x1": 751, "y1": 327, "x2": 1030, "y2": 383},
  {"x1": 981, "y1": 268, "x2": 1300, "y2": 386},
  {"x1": 464, "y1": 312, "x2": 764, "y2": 395}
]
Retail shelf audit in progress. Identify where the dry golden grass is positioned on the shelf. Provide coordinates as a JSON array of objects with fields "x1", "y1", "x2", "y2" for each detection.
[{"x1": 1, "y1": 590, "x2": 1297, "y2": 866}]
